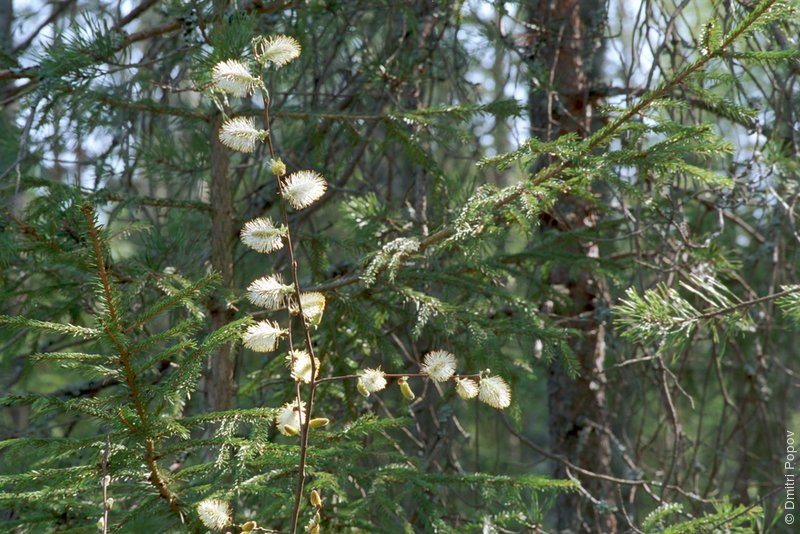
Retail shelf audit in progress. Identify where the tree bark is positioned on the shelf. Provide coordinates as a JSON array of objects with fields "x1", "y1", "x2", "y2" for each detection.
[
  {"x1": 527, "y1": 1, "x2": 617, "y2": 532},
  {"x1": 0, "y1": 0, "x2": 11, "y2": 55},
  {"x1": 207, "y1": 111, "x2": 236, "y2": 413}
]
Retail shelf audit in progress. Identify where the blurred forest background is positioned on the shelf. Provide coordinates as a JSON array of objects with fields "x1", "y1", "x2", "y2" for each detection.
[{"x1": 1, "y1": 0, "x2": 799, "y2": 532}]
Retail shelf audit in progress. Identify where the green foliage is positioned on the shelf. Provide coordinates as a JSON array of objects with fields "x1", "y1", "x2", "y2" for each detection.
[
  {"x1": 0, "y1": 206, "x2": 249, "y2": 530},
  {"x1": 776, "y1": 285, "x2": 800, "y2": 324},
  {"x1": 615, "y1": 274, "x2": 754, "y2": 347},
  {"x1": 477, "y1": 133, "x2": 583, "y2": 172},
  {"x1": 1, "y1": 0, "x2": 798, "y2": 532},
  {"x1": 0, "y1": 315, "x2": 100, "y2": 339},
  {"x1": 643, "y1": 500, "x2": 763, "y2": 534}
]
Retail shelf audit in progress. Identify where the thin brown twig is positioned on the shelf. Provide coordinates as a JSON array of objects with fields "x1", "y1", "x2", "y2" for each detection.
[
  {"x1": 617, "y1": 485, "x2": 646, "y2": 534},
  {"x1": 12, "y1": 1, "x2": 76, "y2": 54},
  {"x1": 311, "y1": 371, "x2": 482, "y2": 387},
  {"x1": 255, "y1": 83, "x2": 320, "y2": 534},
  {"x1": 656, "y1": 355, "x2": 682, "y2": 503},
  {"x1": 101, "y1": 429, "x2": 111, "y2": 534},
  {"x1": 499, "y1": 414, "x2": 652, "y2": 489},
  {"x1": 112, "y1": 0, "x2": 160, "y2": 31}
]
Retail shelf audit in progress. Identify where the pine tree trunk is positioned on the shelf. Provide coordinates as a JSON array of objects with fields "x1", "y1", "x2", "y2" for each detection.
[{"x1": 528, "y1": 1, "x2": 617, "y2": 531}]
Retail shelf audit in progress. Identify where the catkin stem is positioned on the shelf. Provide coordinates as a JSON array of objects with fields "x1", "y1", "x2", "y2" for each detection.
[{"x1": 260, "y1": 85, "x2": 320, "y2": 534}]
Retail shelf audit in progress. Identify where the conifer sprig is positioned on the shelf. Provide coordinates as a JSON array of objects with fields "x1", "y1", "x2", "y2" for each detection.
[
  {"x1": 82, "y1": 205, "x2": 183, "y2": 517},
  {"x1": 616, "y1": 279, "x2": 800, "y2": 346},
  {"x1": 309, "y1": 0, "x2": 787, "y2": 294},
  {"x1": 82, "y1": 205, "x2": 122, "y2": 330}
]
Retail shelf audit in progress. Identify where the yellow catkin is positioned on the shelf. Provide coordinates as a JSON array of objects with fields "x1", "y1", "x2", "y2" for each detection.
[
  {"x1": 398, "y1": 377, "x2": 415, "y2": 400},
  {"x1": 309, "y1": 418, "x2": 330, "y2": 429}
]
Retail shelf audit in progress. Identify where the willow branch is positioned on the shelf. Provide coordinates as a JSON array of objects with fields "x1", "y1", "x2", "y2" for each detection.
[{"x1": 256, "y1": 85, "x2": 320, "y2": 534}]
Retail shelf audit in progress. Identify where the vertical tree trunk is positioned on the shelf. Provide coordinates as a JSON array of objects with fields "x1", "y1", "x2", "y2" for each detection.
[
  {"x1": 0, "y1": 3, "x2": 11, "y2": 57},
  {"x1": 207, "y1": 111, "x2": 236, "y2": 413},
  {"x1": 527, "y1": 1, "x2": 617, "y2": 532},
  {"x1": 205, "y1": 0, "x2": 238, "y2": 415}
]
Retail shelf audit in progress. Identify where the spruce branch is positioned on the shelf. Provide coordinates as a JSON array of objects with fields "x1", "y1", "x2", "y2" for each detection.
[
  {"x1": 124, "y1": 274, "x2": 218, "y2": 334},
  {"x1": 691, "y1": 286, "x2": 800, "y2": 321},
  {"x1": 776, "y1": 285, "x2": 800, "y2": 324},
  {"x1": 82, "y1": 205, "x2": 183, "y2": 519},
  {"x1": 2, "y1": 207, "x2": 64, "y2": 253},
  {"x1": 0, "y1": 315, "x2": 99, "y2": 339},
  {"x1": 6, "y1": 177, "x2": 213, "y2": 212},
  {"x1": 616, "y1": 281, "x2": 800, "y2": 345},
  {"x1": 82, "y1": 206, "x2": 121, "y2": 330},
  {"x1": 96, "y1": 95, "x2": 208, "y2": 121},
  {"x1": 307, "y1": 0, "x2": 783, "y2": 295},
  {"x1": 100, "y1": 321, "x2": 182, "y2": 515}
]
